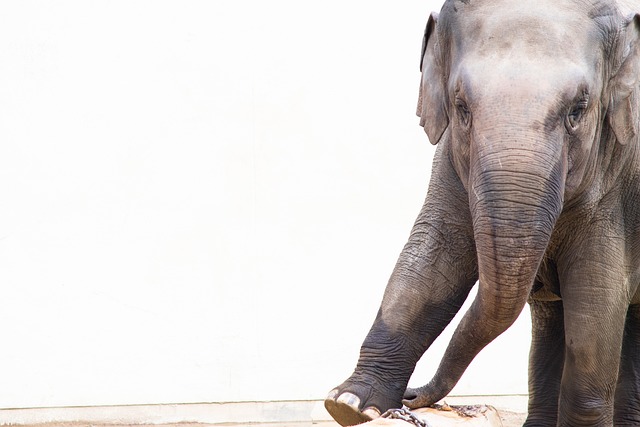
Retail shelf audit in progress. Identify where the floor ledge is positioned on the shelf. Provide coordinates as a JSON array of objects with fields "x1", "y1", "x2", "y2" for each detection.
[{"x1": 0, "y1": 396, "x2": 528, "y2": 425}]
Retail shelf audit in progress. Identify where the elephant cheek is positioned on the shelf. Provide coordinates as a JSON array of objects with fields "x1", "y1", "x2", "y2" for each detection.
[{"x1": 564, "y1": 130, "x2": 597, "y2": 199}]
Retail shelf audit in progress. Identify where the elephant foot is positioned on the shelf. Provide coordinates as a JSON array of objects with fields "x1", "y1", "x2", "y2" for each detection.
[
  {"x1": 324, "y1": 390, "x2": 381, "y2": 426},
  {"x1": 324, "y1": 377, "x2": 402, "y2": 426}
]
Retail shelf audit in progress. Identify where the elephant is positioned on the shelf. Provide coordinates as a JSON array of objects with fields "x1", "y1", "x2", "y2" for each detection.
[{"x1": 324, "y1": 0, "x2": 640, "y2": 426}]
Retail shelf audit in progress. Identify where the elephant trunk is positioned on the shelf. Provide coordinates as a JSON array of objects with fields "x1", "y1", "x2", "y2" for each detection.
[
  {"x1": 405, "y1": 132, "x2": 567, "y2": 408},
  {"x1": 470, "y1": 144, "x2": 565, "y2": 326}
]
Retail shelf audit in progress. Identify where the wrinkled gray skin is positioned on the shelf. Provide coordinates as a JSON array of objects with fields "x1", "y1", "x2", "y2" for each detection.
[{"x1": 325, "y1": 0, "x2": 640, "y2": 426}]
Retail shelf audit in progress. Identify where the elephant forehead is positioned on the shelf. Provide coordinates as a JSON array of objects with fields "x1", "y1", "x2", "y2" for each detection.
[
  {"x1": 445, "y1": 0, "x2": 608, "y2": 61},
  {"x1": 451, "y1": 57, "x2": 590, "y2": 103}
]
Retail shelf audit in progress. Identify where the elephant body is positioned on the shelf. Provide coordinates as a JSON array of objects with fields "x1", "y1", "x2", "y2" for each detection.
[{"x1": 325, "y1": 0, "x2": 640, "y2": 426}]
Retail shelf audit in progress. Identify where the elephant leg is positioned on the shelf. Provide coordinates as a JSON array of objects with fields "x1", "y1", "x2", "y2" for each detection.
[
  {"x1": 524, "y1": 298, "x2": 564, "y2": 427},
  {"x1": 614, "y1": 304, "x2": 640, "y2": 426},
  {"x1": 557, "y1": 258, "x2": 628, "y2": 426},
  {"x1": 325, "y1": 144, "x2": 478, "y2": 426}
]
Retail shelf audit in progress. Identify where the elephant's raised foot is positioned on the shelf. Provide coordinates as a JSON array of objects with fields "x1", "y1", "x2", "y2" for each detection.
[{"x1": 324, "y1": 390, "x2": 381, "y2": 426}]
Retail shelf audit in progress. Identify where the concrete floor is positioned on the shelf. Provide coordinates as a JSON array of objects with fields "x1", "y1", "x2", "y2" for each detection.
[
  {"x1": 7, "y1": 396, "x2": 529, "y2": 426},
  {"x1": 14, "y1": 410, "x2": 528, "y2": 426}
]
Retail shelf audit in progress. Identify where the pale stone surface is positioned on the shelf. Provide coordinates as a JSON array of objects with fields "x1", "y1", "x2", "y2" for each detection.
[
  {"x1": 0, "y1": 399, "x2": 527, "y2": 426},
  {"x1": 361, "y1": 405, "x2": 504, "y2": 427}
]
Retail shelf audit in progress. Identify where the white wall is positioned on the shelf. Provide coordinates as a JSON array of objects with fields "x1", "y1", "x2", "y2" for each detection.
[{"x1": 0, "y1": 0, "x2": 530, "y2": 409}]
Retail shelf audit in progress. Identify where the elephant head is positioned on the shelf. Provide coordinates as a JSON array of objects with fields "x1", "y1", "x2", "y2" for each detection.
[{"x1": 419, "y1": 2, "x2": 640, "y2": 195}]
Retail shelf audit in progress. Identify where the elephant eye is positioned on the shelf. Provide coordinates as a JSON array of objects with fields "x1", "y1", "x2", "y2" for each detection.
[
  {"x1": 455, "y1": 98, "x2": 472, "y2": 128},
  {"x1": 566, "y1": 99, "x2": 588, "y2": 132}
]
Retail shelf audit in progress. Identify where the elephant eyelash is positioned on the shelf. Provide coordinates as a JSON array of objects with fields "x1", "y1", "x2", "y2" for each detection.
[{"x1": 566, "y1": 99, "x2": 588, "y2": 131}]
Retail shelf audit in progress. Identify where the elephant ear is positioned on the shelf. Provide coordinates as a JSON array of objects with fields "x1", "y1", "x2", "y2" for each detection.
[
  {"x1": 417, "y1": 12, "x2": 448, "y2": 145},
  {"x1": 608, "y1": 13, "x2": 640, "y2": 146}
]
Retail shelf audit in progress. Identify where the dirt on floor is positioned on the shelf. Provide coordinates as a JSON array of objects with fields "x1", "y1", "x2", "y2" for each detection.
[{"x1": 494, "y1": 410, "x2": 527, "y2": 426}]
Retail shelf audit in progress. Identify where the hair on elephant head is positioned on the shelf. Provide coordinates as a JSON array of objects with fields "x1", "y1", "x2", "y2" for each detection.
[{"x1": 326, "y1": 1, "x2": 640, "y2": 426}]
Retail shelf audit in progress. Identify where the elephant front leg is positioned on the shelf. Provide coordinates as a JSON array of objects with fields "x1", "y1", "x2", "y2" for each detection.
[
  {"x1": 557, "y1": 257, "x2": 628, "y2": 426},
  {"x1": 614, "y1": 304, "x2": 640, "y2": 426},
  {"x1": 325, "y1": 258, "x2": 477, "y2": 426},
  {"x1": 325, "y1": 152, "x2": 477, "y2": 426},
  {"x1": 524, "y1": 297, "x2": 564, "y2": 427}
]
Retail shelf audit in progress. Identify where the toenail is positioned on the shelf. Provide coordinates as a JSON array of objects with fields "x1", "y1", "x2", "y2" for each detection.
[
  {"x1": 336, "y1": 392, "x2": 361, "y2": 409},
  {"x1": 363, "y1": 407, "x2": 381, "y2": 419}
]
